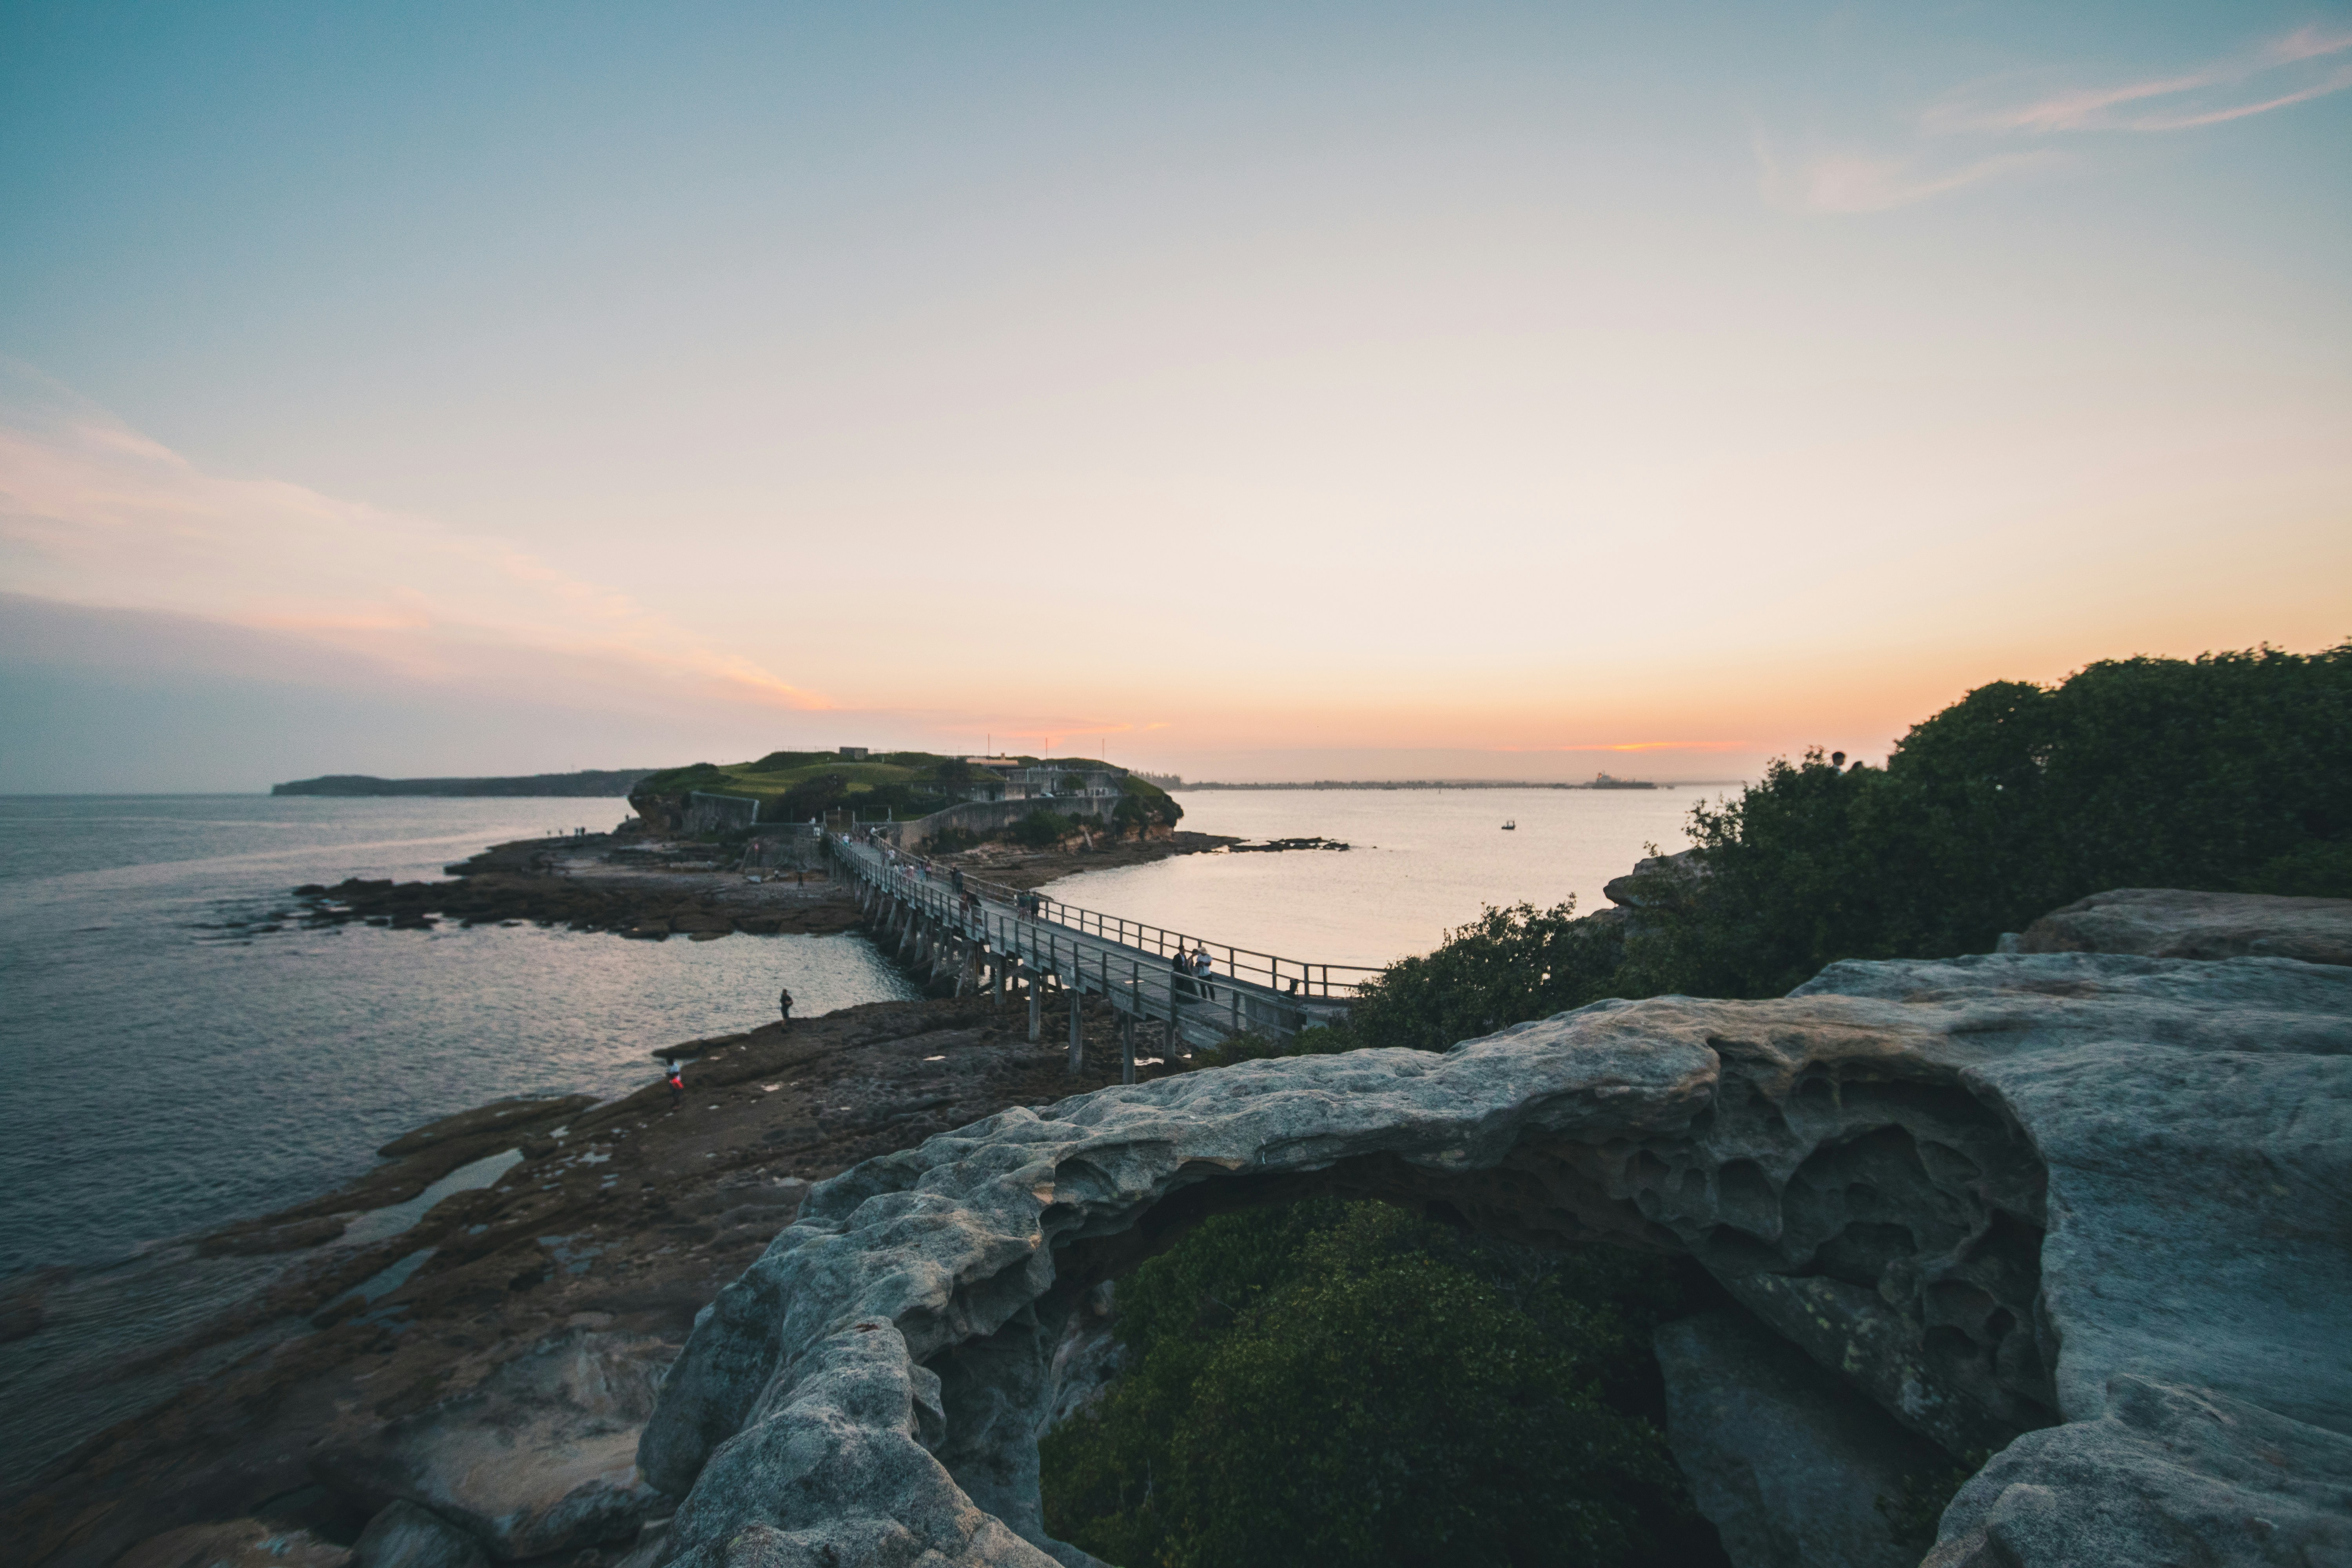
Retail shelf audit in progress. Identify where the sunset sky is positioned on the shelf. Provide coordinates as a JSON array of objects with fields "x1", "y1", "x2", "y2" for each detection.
[{"x1": 3, "y1": 2, "x2": 2347, "y2": 791}]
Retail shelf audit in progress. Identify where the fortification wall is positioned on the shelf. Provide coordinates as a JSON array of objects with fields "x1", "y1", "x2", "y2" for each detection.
[
  {"x1": 885, "y1": 795, "x2": 1121, "y2": 850},
  {"x1": 683, "y1": 791, "x2": 761, "y2": 833}
]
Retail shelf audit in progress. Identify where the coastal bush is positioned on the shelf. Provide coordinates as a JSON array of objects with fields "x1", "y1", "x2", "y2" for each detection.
[
  {"x1": 1246, "y1": 642, "x2": 2352, "y2": 1053},
  {"x1": 1120, "y1": 774, "x2": 1185, "y2": 829},
  {"x1": 1011, "y1": 809, "x2": 1080, "y2": 848},
  {"x1": 1038, "y1": 1201, "x2": 1714, "y2": 1568},
  {"x1": 1343, "y1": 899, "x2": 1629, "y2": 1052},
  {"x1": 1626, "y1": 642, "x2": 2352, "y2": 996}
]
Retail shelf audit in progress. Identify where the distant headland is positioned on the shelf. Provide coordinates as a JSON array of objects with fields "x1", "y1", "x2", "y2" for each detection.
[
  {"x1": 270, "y1": 769, "x2": 659, "y2": 797},
  {"x1": 1164, "y1": 773, "x2": 1680, "y2": 791}
]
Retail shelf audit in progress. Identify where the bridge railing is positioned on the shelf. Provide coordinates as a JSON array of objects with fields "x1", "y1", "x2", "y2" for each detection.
[{"x1": 833, "y1": 837, "x2": 1378, "y2": 1003}]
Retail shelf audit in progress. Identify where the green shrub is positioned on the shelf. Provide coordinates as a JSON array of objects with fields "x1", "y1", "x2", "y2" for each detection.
[
  {"x1": 1012, "y1": 809, "x2": 1080, "y2": 847},
  {"x1": 1343, "y1": 900, "x2": 1630, "y2": 1052},
  {"x1": 1624, "y1": 642, "x2": 2352, "y2": 997},
  {"x1": 1188, "y1": 1025, "x2": 1356, "y2": 1068},
  {"x1": 1040, "y1": 1201, "x2": 1707, "y2": 1568},
  {"x1": 1120, "y1": 775, "x2": 1185, "y2": 829}
]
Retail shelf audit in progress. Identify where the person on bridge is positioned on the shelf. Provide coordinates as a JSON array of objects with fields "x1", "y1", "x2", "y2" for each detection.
[
  {"x1": 1171, "y1": 948, "x2": 1193, "y2": 1001},
  {"x1": 1192, "y1": 947, "x2": 1216, "y2": 1000},
  {"x1": 951, "y1": 867, "x2": 965, "y2": 894}
]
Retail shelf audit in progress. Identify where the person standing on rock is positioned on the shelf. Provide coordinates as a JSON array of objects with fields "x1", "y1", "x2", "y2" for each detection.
[
  {"x1": 665, "y1": 1058, "x2": 684, "y2": 1107},
  {"x1": 779, "y1": 985, "x2": 794, "y2": 1028}
]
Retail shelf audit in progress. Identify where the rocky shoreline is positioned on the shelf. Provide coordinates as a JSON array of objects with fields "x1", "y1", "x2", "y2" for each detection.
[
  {"x1": 27, "y1": 859, "x2": 2346, "y2": 1568},
  {"x1": 6, "y1": 990, "x2": 1184, "y2": 1567},
  {"x1": 287, "y1": 828, "x2": 1243, "y2": 942}
]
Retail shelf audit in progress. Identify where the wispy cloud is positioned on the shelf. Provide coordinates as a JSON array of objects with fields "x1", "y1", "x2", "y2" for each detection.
[
  {"x1": 1930, "y1": 23, "x2": 2352, "y2": 135},
  {"x1": 1757, "y1": 140, "x2": 2062, "y2": 214},
  {"x1": 0, "y1": 365, "x2": 827, "y2": 712},
  {"x1": 1766, "y1": 23, "x2": 2352, "y2": 214}
]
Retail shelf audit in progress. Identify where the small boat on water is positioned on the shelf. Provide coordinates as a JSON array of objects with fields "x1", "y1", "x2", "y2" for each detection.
[{"x1": 1501, "y1": 820, "x2": 1516, "y2": 831}]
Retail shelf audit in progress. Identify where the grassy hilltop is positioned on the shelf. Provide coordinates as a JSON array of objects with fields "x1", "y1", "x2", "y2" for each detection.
[{"x1": 630, "y1": 750, "x2": 1182, "y2": 831}]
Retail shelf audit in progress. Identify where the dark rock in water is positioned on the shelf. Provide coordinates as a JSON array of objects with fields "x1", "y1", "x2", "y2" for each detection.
[
  {"x1": 115, "y1": 1518, "x2": 352, "y2": 1568},
  {"x1": 352, "y1": 1499, "x2": 486, "y2": 1568},
  {"x1": 2019, "y1": 886, "x2": 2352, "y2": 966},
  {"x1": 635, "y1": 927, "x2": 2350, "y2": 1568},
  {"x1": 1656, "y1": 1308, "x2": 1944, "y2": 1568},
  {"x1": 377, "y1": 1096, "x2": 596, "y2": 1160},
  {"x1": 317, "y1": 1330, "x2": 671, "y2": 1560},
  {"x1": 0, "y1": 1265, "x2": 66, "y2": 1344},
  {"x1": 198, "y1": 1215, "x2": 350, "y2": 1257}
]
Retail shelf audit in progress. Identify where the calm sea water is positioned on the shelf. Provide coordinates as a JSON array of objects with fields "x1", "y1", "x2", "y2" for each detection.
[
  {"x1": 1044, "y1": 786, "x2": 1708, "y2": 971},
  {"x1": 0, "y1": 786, "x2": 1710, "y2": 1483},
  {"x1": 0, "y1": 796, "x2": 922, "y2": 1280},
  {"x1": 0, "y1": 796, "x2": 923, "y2": 1484}
]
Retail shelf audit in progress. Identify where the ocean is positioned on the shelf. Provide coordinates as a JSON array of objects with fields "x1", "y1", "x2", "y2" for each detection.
[
  {"x1": 1063, "y1": 785, "x2": 1706, "y2": 972},
  {"x1": 0, "y1": 785, "x2": 1707, "y2": 1483}
]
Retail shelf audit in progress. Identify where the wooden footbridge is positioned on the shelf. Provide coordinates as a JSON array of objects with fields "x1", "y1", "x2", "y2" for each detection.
[{"x1": 830, "y1": 836, "x2": 1375, "y2": 1081}]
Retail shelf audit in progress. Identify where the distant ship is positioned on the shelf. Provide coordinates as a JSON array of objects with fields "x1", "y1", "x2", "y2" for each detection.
[
  {"x1": 1501, "y1": 819, "x2": 1516, "y2": 830},
  {"x1": 1588, "y1": 772, "x2": 1658, "y2": 790}
]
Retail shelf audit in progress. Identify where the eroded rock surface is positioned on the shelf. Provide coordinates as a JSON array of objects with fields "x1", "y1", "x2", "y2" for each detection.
[
  {"x1": 1657, "y1": 1308, "x2": 1944, "y2": 1568},
  {"x1": 114, "y1": 1518, "x2": 352, "y2": 1568},
  {"x1": 318, "y1": 1331, "x2": 671, "y2": 1559},
  {"x1": 638, "y1": 949, "x2": 2352, "y2": 1568},
  {"x1": 1923, "y1": 1376, "x2": 2352, "y2": 1567},
  {"x1": 2018, "y1": 886, "x2": 2352, "y2": 966},
  {"x1": 351, "y1": 1500, "x2": 486, "y2": 1568}
]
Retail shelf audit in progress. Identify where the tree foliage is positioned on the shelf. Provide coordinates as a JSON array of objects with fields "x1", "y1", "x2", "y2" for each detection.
[
  {"x1": 1627, "y1": 642, "x2": 2352, "y2": 997},
  {"x1": 1342, "y1": 642, "x2": 2352, "y2": 1033},
  {"x1": 1343, "y1": 900, "x2": 1629, "y2": 1051},
  {"x1": 1011, "y1": 809, "x2": 1081, "y2": 847},
  {"x1": 1040, "y1": 1202, "x2": 1708, "y2": 1568}
]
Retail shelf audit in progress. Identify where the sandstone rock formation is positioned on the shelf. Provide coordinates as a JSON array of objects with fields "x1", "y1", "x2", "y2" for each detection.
[
  {"x1": 1656, "y1": 1308, "x2": 1944, "y2": 1568},
  {"x1": 114, "y1": 1518, "x2": 352, "y2": 1568},
  {"x1": 637, "y1": 944, "x2": 2352, "y2": 1567},
  {"x1": 1600, "y1": 846, "x2": 1707, "y2": 911},
  {"x1": 351, "y1": 1500, "x2": 486, "y2": 1568},
  {"x1": 2017, "y1": 886, "x2": 2352, "y2": 967},
  {"x1": 319, "y1": 1331, "x2": 671, "y2": 1559}
]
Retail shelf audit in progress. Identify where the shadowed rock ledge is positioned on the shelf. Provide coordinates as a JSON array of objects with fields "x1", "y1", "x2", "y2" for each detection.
[{"x1": 637, "y1": 946, "x2": 2352, "y2": 1567}]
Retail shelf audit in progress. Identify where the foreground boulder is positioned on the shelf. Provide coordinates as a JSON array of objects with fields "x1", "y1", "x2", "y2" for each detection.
[
  {"x1": 2017, "y1": 887, "x2": 2352, "y2": 966},
  {"x1": 319, "y1": 1331, "x2": 670, "y2": 1559},
  {"x1": 634, "y1": 942, "x2": 2351, "y2": 1566}
]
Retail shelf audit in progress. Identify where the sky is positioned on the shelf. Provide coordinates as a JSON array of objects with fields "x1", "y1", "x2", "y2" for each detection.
[{"x1": 2, "y1": 1, "x2": 2347, "y2": 791}]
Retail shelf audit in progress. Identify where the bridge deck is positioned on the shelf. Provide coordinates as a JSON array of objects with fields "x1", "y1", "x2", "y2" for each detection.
[{"x1": 833, "y1": 837, "x2": 1365, "y2": 1053}]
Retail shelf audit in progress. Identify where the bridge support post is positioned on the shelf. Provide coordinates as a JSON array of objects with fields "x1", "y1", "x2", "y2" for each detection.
[
  {"x1": 1029, "y1": 973, "x2": 1042, "y2": 1044},
  {"x1": 1120, "y1": 1013, "x2": 1135, "y2": 1085},
  {"x1": 1067, "y1": 990, "x2": 1083, "y2": 1074}
]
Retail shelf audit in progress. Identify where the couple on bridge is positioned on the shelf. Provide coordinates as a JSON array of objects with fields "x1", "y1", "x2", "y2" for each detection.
[{"x1": 1171, "y1": 944, "x2": 1217, "y2": 1002}]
